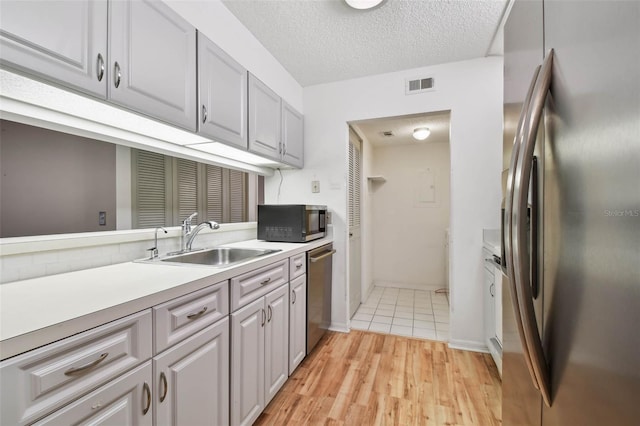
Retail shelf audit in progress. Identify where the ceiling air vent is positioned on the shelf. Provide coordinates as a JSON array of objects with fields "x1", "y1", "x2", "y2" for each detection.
[
  {"x1": 405, "y1": 77, "x2": 435, "y2": 95},
  {"x1": 382, "y1": 130, "x2": 394, "y2": 137}
]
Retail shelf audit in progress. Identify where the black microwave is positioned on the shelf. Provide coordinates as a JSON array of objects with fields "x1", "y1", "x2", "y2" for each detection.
[{"x1": 257, "y1": 205, "x2": 327, "y2": 242}]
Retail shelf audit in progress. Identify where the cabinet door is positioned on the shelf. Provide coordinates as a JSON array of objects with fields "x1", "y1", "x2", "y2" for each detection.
[
  {"x1": 484, "y1": 267, "x2": 495, "y2": 346},
  {"x1": 198, "y1": 33, "x2": 247, "y2": 149},
  {"x1": 32, "y1": 362, "x2": 152, "y2": 426},
  {"x1": 0, "y1": 0, "x2": 108, "y2": 98},
  {"x1": 248, "y1": 73, "x2": 281, "y2": 161},
  {"x1": 281, "y1": 101, "x2": 304, "y2": 168},
  {"x1": 154, "y1": 318, "x2": 229, "y2": 426},
  {"x1": 289, "y1": 274, "x2": 307, "y2": 375},
  {"x1": 264, "y1": 285, "x2": 289, "y2": 405},
  {"x1": 231, "y1": 298, "x2": 265, "y2": 426},
  {"x1": 109, "y1": 0, "x2": 197, "y2": 131}
]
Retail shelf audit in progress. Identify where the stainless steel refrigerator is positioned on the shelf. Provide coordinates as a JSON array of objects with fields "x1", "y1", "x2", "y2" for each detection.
[{"x1": 502, "y1": 0, "x2": 640, "y2": 425}]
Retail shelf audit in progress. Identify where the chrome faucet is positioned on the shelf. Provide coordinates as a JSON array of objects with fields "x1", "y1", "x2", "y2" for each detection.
[
  {"x1": 148, "y1": 227, "x2": 167, "y2": 259},
  {"x1": 185, "y1": 221, "x2": 220, "y2": 251}
]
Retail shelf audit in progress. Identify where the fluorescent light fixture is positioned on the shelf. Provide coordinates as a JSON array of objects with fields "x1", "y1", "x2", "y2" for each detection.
[
  {"x1": 0, "y1": 69, "x2": 275, "y2": 175},
  {"x1": 412, "y1": 127, "x2": 431, "y2": 140},
  {"x1": 345, "y1": 0, "x2": 384, "y2": 10}
]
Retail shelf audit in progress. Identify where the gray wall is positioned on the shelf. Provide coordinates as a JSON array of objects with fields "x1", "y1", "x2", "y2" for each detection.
[{"x1": 1, "y1": 120, "x2": 116, "y2": 237}]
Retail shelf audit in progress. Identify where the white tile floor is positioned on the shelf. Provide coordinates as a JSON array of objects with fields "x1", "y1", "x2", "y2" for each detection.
[{"x1": 350, "y1": 286, "x2": 450, "y2": 341}]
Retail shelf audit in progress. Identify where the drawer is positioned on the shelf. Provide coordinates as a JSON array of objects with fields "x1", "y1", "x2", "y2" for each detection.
[
  {"x1": 289, "y1": 252, "x2": 306, "y2": 280},
  {"x1": 32, "y1": 361, "x2": 153, "y2": 426},
  {"x1": 0, "y1": 310, "x2": 152, "y2": 426},
  {"x1": 154, "y1": 280, "x2": 229, "y2": 354},
  {"x1": 231, "y1": 259, "x2": 289, "y2": 311}
]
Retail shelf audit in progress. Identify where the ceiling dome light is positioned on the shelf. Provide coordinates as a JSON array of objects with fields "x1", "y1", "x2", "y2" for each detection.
[
  {"x1": 344, "y1": 0, "x2": 385, "y2": 10},
  {"x1": 413, "y1": 127, "x2": 431, "y2": 141}
]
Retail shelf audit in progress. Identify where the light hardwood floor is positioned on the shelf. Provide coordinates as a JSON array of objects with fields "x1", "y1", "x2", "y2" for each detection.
[{"x1": 255, "y1": 330, "x2": 502, "y2": 426}]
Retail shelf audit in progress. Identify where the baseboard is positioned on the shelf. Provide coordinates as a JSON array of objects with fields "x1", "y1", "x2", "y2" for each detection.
[
  {"x1": 329, "y1": 323, "x2": 349, "y2": 333},
  {"x1": 448, "y1": 339, "x2": 490, "y2": 353},
  {"x1": 373, "y1": 281, "x2": 445, "y2": 292}
]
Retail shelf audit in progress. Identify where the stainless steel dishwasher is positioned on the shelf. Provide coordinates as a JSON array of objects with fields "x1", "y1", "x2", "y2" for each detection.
[{"x1": 306, "y1": 243, "x2": 335, "y2": 354}]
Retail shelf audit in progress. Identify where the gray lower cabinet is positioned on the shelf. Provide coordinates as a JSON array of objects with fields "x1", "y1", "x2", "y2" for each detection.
[
  {"x1": 154, "y1": 317, "x2": 229, "y2": 426},
  {"x1": 108, "y1": 0, "x2": 197, "y2": 131},
  {"x1": 289, "y1": 274, "x2": 307, "y2": 375},
  {"x1": 231, "y1": 297, "x2": 265, "y2": 426},
  {"x1": 0, "y1": 310, "x2": 152, "y2": 426},
  {"x1": 248, "y1": 73, "x2": 282, "y2": 161},
  {"x1": 281, "y1": 101, "x2": 304, "y2": 168},
  {"x1": 32, "y1": 362, "x2": 153, "y2": 426},
  {"x1": 0, "y1": 0, "x2": 108, "y2": 98},
  {"x1": 198, "y1": 33, "x2": 248, "y2": 149},
  {"x1": 231, "y1": 284, "x2": 289, "y2": 426}
]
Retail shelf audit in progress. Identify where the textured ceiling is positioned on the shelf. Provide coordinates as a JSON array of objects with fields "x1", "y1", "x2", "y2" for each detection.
[
  {"x1": 352, "y1": 110, "x2": 451, "y2": 147},
  {"x1": 222, "y1": 0, "x2": 508, "y2": 87}
]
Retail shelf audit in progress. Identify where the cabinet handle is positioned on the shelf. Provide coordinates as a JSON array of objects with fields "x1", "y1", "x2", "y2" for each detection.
[
  {"x1": 202, "y1": 105, "x2": 207, "y2": 123},
  {"x1": 142, "y1": 382, "x2": 151, "y2": 415},
  {"x1": 267, "y1": 305, "x2": 272, "y2": 322},
  {"x1": 261, "y1": 309, "x2": 266, "y2": 327},
  {"x1": 96, "y1": 53, "x2": 105, "y2": 82},
  {"x1": 278, "y1": 142, "x2": 282, "y2": 155},
  {"x1": 295, "y1": 261, "x2": 302, "y2": 270},
  {"x1": 187, "y1": 306, "x2": 208, "y2": 319},
  {"x1": 260, "y1": 277, "x2": 271, "y2": 285},
  {"x1": 292, "y1": 290, "x2": 296, "y2": 304},
  {"x1": 490, "y1": 283, "x2": 495, "y2": 297},
  {"x1": 114, "y1": 61, "x2": 121, "y2": 88},
  {"x1": 159, "y1": 372, "x2": 168, "y2": 403},
  {"x1": 283, "y1": 144, "x2": 287, "y2": 155},
  {"x1": 64, "y1": 352, "x2": 109, "y2": 376}
]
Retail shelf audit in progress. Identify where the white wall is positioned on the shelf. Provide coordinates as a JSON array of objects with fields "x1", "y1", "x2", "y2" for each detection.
[
  {"x1": 266, "y1": 57, "x2": 503, "y2": 349},
  {"x1": 371, "y1": 142, "x2": 450, "y2": 290},
  {"x1": 165, "y1": 0, "x2": 303, "y2": 113}
]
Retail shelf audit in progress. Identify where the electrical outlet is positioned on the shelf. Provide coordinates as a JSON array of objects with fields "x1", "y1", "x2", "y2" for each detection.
[
  {"x1": 311, "y1": 180, "x2": 320, "y2": 193},
  {"x1": 98, "y1": 211, "x2": 106, "y2": 226}
]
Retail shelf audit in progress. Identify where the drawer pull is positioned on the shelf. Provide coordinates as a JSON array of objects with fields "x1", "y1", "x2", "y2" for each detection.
[
  {"x1": 295, "y1": 261, "x2": 303, "y2": 269},
  {"x1": 260, "y1": 277, "x2": 272, "y2": 285},
  {"x1": 159, "y1": 372, "x2": 168, "y2": 403},
  {"x1": 64, "y1": 352, "x2": 109, "y2": 376},
  {"x1": 187, "y1": 306, "x2": 208, "y2": 319},
  {"x1": 142, "y1": 382, "x2": 151, "y2": 415}
]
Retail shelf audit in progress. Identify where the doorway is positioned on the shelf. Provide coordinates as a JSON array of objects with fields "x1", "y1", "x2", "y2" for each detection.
[{"x1": 347, "y1": 111, "x2": 452, "y2": 341}]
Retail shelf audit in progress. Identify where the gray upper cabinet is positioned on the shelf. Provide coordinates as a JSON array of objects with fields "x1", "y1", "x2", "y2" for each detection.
[
  {"x1": 281, "y1": 101, "x2": 304, "y2": 168},
  {"x1": 109, "y1": 0, "x2": 197, "y2": 131},
  {"x1": 198, "y1": 33, "x2": 247, "y2": 149},
  {"x1": 0, "y1": 0, "x2": 108, "y2": 98},
  {"x1": 248, "y1": 73, "x2": 282, "y2": 161}
]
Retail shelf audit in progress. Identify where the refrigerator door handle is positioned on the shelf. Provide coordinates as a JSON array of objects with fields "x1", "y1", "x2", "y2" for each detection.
[
  {"x1": 513, "y1": 49, "x2": 555, "y2": 407},
  {"x1": 505, "y1": 63, "x2": 541, "y2": 392}
]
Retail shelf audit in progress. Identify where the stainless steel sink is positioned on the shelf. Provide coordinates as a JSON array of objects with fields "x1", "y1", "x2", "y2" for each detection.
[{"x1": 157, "y1": 247, "x2": 281, "y2": 267}]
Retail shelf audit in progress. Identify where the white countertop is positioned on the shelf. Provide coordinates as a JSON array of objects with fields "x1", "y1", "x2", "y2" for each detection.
[{"x1": 0, "y1": 238, "x2": 332, "y2": 360}]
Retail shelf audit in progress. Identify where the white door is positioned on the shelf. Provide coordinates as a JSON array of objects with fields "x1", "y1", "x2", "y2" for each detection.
[
  {"x1": 348, "y1": 129, "x2": 362, "y2": 319},
  {"x1": 289, "y1": 274, "x2": 307, "y2": 374},
  {"x1": 231, "y1": 298, "x2": 265, "y2": 426},
  {"x1": 264, "y1": 285, "x2": 289, "y2": 405},
  {"x1": 154, "y1": 318, "x2": 229, "y2": 426}
]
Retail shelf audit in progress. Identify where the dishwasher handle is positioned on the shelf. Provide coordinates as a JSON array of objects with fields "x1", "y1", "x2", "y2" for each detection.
[{"x1": 309, "y1": 249, "x2": 336, "y2": 263}]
